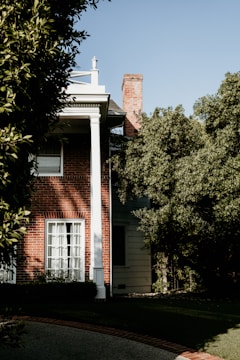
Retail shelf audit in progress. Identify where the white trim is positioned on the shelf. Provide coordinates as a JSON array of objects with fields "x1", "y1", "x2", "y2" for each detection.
[
  {"x1": 60, "y1": 103, "x2": 109, "y2": 119},
  {"x1": 90, "y1": 113, "x2": 106, "y2": 299},
  {"x1": 90, "y1": 113, "x2": 103, "y2": 269}
]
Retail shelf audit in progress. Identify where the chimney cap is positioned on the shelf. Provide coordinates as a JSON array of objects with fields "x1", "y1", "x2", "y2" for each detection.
[
  {"x1": 122, "y1": 74, "x2": 143, "y2": 90},
  {"x1": 123, "y1": 74, "x2": 143, "y2": 79}
]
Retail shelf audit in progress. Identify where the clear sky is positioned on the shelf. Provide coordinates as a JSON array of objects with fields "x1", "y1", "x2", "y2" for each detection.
[{"x1": 75, "y1": 0, "x2": 240, "y2": 116}]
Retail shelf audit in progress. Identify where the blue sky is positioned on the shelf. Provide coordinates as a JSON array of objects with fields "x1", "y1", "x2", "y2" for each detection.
[{"x1": 75, "y1": 0, "x2": 240, "y2": 116}]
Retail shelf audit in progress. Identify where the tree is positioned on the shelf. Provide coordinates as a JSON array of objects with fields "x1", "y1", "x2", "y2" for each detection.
[
  {"x1": 0, "y1": 0, "x2": 108, "y2": 252},
  {"x1": 180, "y1": 72, "x2": 240, "y2": 292},
  {"x1": 112, "y1": 71, "x2": 240, "y2": 294},
  {"x1": 112, "y1": 106, "x2": 205, "y2": 291}
]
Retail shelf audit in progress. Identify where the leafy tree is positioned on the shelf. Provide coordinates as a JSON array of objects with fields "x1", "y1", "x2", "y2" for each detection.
[
  {"x1": 0, "y1": 0, "x2": 107, "y2": 251},
  {"x1": 112, "y1": 106, "x2": 205, "y2": 291},
  {"x1": 180, "y1": 72, "x2": 240, "y2": 292},
  {"x1": 112, "y1": 72, "x2": 240, "y2": 294}
]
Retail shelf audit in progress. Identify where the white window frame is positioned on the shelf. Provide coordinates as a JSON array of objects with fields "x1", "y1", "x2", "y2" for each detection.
[
  {"x1": 35, "y1": 138, "x2": 63, "y2": 177},
  {"x1": 45, "y1": 219, "x2": 85, "y2": 282}
]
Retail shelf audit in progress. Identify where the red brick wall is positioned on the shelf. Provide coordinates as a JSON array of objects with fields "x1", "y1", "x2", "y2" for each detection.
[
  {"x1": 122, "y1": 74, "x2": 143, "y2": 137},
  {"x1": 18, "y1": 132, "x2": 111, "y2": 285}
]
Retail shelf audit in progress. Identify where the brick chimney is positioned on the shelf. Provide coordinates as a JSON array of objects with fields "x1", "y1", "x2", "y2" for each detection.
[{"x1": 122, "y1": 74, "x2": 143, "y2": 137}]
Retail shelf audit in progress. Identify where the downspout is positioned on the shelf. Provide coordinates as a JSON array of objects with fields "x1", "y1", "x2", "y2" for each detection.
[
  {"x1": 108, "y1": 134, "x2": 113, "y2": 297},
  {"x1": 108, "y1": 121, "x2": 125, "y2": 298}
]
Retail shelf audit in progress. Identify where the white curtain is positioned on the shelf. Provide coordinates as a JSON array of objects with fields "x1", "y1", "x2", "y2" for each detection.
[{"x1": 47, "y1": 221, "x2": 82, "y2": 281}]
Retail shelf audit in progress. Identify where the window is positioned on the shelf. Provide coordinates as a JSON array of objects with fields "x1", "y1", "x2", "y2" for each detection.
[
  {"x1": 112, "y1": 225, "x2": 126, "y2": 266},
  {"x1": 36, "y1": 137, "x2": 63, "y2": 176},
  {"x1": 0, "y1": 249, "x2": 16, "y2": 284},
  {"x1": 45, "y1": 220, "x2": 85, "y2": 281}
]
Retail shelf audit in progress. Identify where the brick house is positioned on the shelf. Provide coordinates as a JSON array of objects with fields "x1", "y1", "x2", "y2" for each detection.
[{"x1": 1, "y1": 59, "x2": 151, "y2": 299}]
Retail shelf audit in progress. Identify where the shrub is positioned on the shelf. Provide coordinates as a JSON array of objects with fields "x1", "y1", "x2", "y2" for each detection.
[{"x1": 0, "y1": 281, "x2": 97, "y2": 304}]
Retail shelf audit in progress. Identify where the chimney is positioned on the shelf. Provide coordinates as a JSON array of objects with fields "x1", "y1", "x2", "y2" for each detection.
[{"x1": 122, "y1": 74, "x2": 143, "y2": 137}]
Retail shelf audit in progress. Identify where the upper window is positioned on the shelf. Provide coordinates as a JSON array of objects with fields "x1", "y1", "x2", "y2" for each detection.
[
  {"x1": 36, "y1": 137, "x2": 63, "y2": 176},
  {"x1": 45, "y1": 220, "x2": 85, "y2": 282}
]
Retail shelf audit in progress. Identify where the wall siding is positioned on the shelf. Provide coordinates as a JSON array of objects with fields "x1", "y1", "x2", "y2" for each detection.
[{"x1": 112, "y1": 189, "x2": 152, "y2": 294}]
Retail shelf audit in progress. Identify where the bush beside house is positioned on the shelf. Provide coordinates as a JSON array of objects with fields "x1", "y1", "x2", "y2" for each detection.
[{"x1": 0, "y1": 281, "x2": 97, "y2": 305}]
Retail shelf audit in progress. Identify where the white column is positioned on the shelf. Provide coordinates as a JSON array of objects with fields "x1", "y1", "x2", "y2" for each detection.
[{"x1": 90, "y1": 113, "x2": 106, "y2": 299}]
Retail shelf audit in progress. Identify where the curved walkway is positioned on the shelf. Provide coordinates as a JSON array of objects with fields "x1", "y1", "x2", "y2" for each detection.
[{"x1": 1, "y1": 316, "x2": 224, "y2": 360}]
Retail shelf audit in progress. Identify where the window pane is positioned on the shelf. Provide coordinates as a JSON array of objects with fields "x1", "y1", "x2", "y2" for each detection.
[
  {"x1": 112, "y1": 225, "x2": 125, "y2": 266},
  {"x1": 48, "y1": 258, "x2": 53, "y2": 268},
  {"x1": 73, "y1": 235, "x2": 80, "y2": 245},
  {"x1": 0, "y1": 248, "x2": 17, "y2": 284},
  {"x1": 39, "y1": 137, "x2": 61, "y2": 154},
  {"x1": 73, "y1": 246, "x2": 80, "y2": 256},
  {"x1": 37, "y1": 156, "x2": 61, "y2": 173},
  {"x1": 66, "y1": 223, "x2": 72, "y2": 233},
  {"x1": 73, "y1": 270, "x2": 80, "y2": 279},
  {"x1": 59, "y1": 234, "x2": 65, "y2": 246},
  {"x1": 73, "y1": 223, "x2": 81, "y2": 233},
  {"x1": 48, "y1": 223, "x2": 56, "y2": 233},
  {"x1": 48, "y1": 235, "x2": 53, "y2": 245},
  {"x1": 74, "y1": 258, "x2": 80, "y2": 268},
  {"x1": 47, "y1": 246, "x2": 52, "y2": 256},
  {"x1": 57, "y1": 223, "x2": 65, "y2": 233}
]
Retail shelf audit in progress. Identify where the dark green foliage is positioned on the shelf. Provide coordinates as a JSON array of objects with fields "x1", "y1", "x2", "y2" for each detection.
[
  {"x1": 112, "y1": 72, "x2": 240, "y2": 294},
  {"x1": 182, "y1": 72, "x2": 240, "y2": 291},
  {"x1": 111, "y1": 106, "x2": 205, "y2": 291},
  {"x1": 0, "y1": 0, "x2": 108, "y2": 249}
]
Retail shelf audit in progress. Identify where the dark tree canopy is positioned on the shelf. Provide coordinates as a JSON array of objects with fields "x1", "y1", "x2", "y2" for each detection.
[{"x1": 0, "y1": 0, "x2": 108, "y2": 249}]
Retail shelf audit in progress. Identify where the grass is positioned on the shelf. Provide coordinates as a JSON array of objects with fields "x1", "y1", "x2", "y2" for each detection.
[{"x1": 2, "y1": 294, "x2": 240, "y2": 360}]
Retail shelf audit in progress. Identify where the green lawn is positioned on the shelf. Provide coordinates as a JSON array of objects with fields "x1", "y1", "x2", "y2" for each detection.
[{"x1": 3, "y1": 295, "x2": 240, "y2": 360}]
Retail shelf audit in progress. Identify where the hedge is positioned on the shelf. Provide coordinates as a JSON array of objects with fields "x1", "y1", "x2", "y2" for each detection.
[{"x1": 0, "y1": 281, "x2": 97, "y2": 304}]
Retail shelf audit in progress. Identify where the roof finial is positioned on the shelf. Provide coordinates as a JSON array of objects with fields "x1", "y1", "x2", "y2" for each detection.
[{"x1": 92, "y1": 56, "x2": 98, "y2": 70}]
